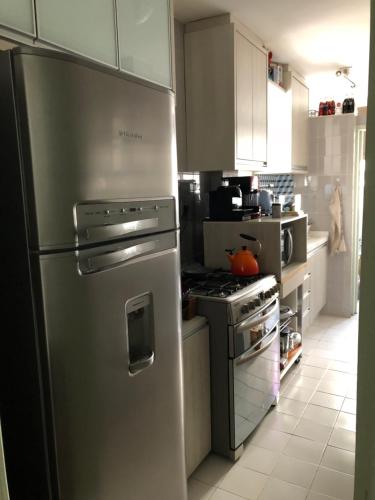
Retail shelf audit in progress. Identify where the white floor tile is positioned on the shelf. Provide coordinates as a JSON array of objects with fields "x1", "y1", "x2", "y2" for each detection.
[
  {"x1": 188, "y1": 478, "x2": 216, "y2": 500},
  {"x1": 283, "y1": 435, "x2": 326, "y2": 464},
  {"x1": 335, "y1": 412, "x2": 356, "y2": 432},
  {"x1": 271, "y1": 454, "x2": 318, "y2": 488},
  {"x1": 238, "y1": 445, "x2": 279, "y2": 475},
  {"x1": 329, "y1": 428, "x2": 356, "y2": 452},
  {"x1": 302, "y1": 404, "x2": 339, "y2": 427},
  {"x1": 302, "y1": 357, "x2": 332, "y2": 369},
  {"x1": 276, "y1": 397, "x2": 307, "y2": 418},
  {"x1": 261, "y1": 410, "x2": 299, "y2": 434},
  {"x1": 307, "y1": 492, "x2": 337, "y2": 500},
  {"x1": 342, "y1": 398, "x2": 357, "y2": 414},
  {"x1": 258, "y1": 477, "x2": 308, "y2": 500},
  {"x1": 323, "y1": 370, "x2": 352, "y2": 384},
  {"x1": 310, "y1": 391, "x2": 344, "y2": 411},
  {"x1": 321, "y1": 445, "x2": 355, "y2": 475},
  {"x1": 299, "y1": 365, "x2": 327, "y2": 379},
  {"x1": 294, "y1": 375, "x2": 321, "y2": 390},
  {"x1": 293, "y1": 419, "x2": 333, "y2": 444},
  {"x1": 330, "y1": 360, "x2": 357, "y2": 374},
  {"x1": 250, "y1": 428, "x2": 290, "y2": 453},
  {"x1": 220, "y1": 465, "x2": 267, "y2": 500},
  {"x1": 193, "y1": 454, "x2": 233, "y2": 487},
  {"x1": 317, "y1": 379, "x2": 348, "y2": 397},
  {"x1": 282, "y1": 385, "x2": 315, "y2": 403},
  {"x1": 210, "y1": 489, "x2": 246, "y2": 500},
  {"x1": 311, "y1": 466, "x2": 354, "y2": 500}
]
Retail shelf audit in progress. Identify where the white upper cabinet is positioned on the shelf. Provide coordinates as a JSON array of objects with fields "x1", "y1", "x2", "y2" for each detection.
[
  {"x1": 252, "y1": 44, "x2": 268, "y2": 162},
  {"x1": 0, "y1": 0, "x2": 35, "y2": 36},
  {"x1": 235, "y1": 31, "x2": 253, "y2": 162},
  {"x1": 35, "y1": 0, "x2": 117, "y2": 66},
  {"x1": 267, "y1": 68, "x2": 309, "y2": 173},
  {"x1": 291, "y1": 75, "x2": 309, "y2": 170},
  {"x1": 267, "y1": 81, "x2": 292, "y2": 173},
  {"x1": 117, "y1": 0, "x2": 172, "y2": 88},
  {"x1": 184, "y1": 15, "x2": 268, "y2": 172}
]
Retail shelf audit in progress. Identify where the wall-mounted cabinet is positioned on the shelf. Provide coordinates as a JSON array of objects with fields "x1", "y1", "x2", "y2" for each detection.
[
  {"x1": 117, "y1": 0, "x2": 172, "y2": 88},
  {"x1": 36, "y1": 0, "x2": 117, "y2": 66},
  {"x1": 267, "y1": 69, "x2": 309, "y2": 174},
  {"x1": 267, "y1": 81, "x2": 292, "y2": 173},
  {"x1": 0, "y1": 0, "x2": 35, "y2": 37},
  {"x1": 184, "y1": 15, "x2": 267, "y2": 172},
  {"x1": 284, "y1": 68, "x2": 309, "y2": 172},
  {"x1": 0, "y1": 0, "x2": 173, "y2": 88}
]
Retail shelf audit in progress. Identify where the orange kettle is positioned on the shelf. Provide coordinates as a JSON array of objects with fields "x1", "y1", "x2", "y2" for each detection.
[{"x1": 226, "y1": 234, "x2": 262, "y2": 276}]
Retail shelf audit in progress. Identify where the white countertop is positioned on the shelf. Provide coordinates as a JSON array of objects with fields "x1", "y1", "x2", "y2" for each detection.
[
  {"x1": 182, "y1": 315, "x2": 207, "y2": 340},
  {"x1": 307, "y1": 231, "x2": 329, "y2": 254}
]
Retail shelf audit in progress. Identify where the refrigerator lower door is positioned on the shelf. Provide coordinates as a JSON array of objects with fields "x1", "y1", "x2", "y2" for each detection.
[{"x1": 37, "y1": 231, "x2": 186, "y2": 500}]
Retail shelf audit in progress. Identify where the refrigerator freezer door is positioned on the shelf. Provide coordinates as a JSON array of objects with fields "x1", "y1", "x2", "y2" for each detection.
[
  {"x1": 37, "y1": 232, "x2": 186, "y2": 500},
  {"x1": 12, "y1": 48, "x2": 177, "y2": 250}
]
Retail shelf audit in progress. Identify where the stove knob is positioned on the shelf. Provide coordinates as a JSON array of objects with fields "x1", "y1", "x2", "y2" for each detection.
[
  {"x1": 241, "y1": 304, "x2": 249, "y2": 314},
  {"x1": 265, "y1": 290, "x2": 272, "y2": 299},
  {"x1": 259, "y1": 292, "x2": 265, "y2": 301},
  {"x1": 254, "y1": 298, "x2": 262, "y2": 307},
  {"x1": 249, "y1": 301, "x2": 256, "y2": 310}
]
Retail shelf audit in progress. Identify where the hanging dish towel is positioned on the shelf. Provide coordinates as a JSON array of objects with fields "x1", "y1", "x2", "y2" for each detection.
[{"x1": 329, "y1": 185, "x2": 347, "y2": 255}]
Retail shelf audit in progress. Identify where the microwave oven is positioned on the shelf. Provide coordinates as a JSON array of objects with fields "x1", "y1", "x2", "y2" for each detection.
[{"x1": 281, "y1": 227, "x2": 294, "y2": 267}]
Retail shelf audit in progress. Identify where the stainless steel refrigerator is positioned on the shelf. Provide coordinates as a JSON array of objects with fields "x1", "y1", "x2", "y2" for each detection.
[{"x1": 0, "y1": 47, "x2": 186, "y2": 500}]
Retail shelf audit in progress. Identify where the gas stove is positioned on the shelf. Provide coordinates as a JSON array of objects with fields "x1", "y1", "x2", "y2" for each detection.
[
  {"x1": 183, "y1": 270, "x2": 280, "y2": 460},
  {"x1": 182, "y1": 271, "x2": 279, "y2": 324}
]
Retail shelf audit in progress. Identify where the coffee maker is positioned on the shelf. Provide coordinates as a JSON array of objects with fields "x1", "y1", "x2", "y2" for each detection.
[{"x1": 208, "y1": 177, "x2": 261, "y2": 221}]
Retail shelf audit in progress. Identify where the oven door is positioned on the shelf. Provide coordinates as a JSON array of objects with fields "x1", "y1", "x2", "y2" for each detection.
[
  {"x1": 230, "y1": 298, "x2": 279, "y2": 358},
  {"x1": 229, "y1": 324, "x2": 280, "y2": 450}
]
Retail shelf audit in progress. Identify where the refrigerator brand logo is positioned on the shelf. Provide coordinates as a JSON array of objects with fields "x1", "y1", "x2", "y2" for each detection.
[{"x1": 119, "y1": 129, "x2": 143, "y2": 141}]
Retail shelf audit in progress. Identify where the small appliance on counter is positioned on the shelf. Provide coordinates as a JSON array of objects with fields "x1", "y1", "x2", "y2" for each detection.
[
  {"x1": 225, "y1": 233, "x2": 262, "y2": 276},
  {"x1": 208, "y1": 182, "x2": 261, "y2": 221}
]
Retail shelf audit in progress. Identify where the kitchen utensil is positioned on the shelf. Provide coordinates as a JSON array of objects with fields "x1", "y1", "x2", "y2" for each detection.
[
  {"x1": 272, "y1": 203, "x2": 281, "y2": 218},
  {"x1": 280, "y1": 305, "x2": 294, "y2": 320},
  {"x1": 259, "y1": 189, "x2": 274, "y2": 215},
  {"x1": 225, "y1": 233, "x2": 262, "y2": 276}
]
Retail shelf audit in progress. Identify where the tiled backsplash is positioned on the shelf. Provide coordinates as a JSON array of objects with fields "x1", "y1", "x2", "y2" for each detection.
[{"x1": 258, "y1": 174, "x2": 295, "y2": 200}]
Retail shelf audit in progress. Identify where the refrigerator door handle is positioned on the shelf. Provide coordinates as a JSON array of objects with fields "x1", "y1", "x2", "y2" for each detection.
[
  {"x1": 129, "y1": 351, "x2": 155, "y2": 375},
  {"x1": 82, "y1": 218, "x2": 159, "y2": 243},
  {"x1": 81, "y1": 240, "x2": 157, "y2": 274}
]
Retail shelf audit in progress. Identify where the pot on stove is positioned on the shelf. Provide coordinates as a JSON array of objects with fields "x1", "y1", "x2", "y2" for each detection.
[{"x1": 225, "y1": 234, "x2": 262, "y2": 276}]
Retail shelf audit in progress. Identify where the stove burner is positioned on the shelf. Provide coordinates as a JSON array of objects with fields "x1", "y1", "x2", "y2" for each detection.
[{"x1": 182, "y1": 271, "x2": 267, "y2": 299}]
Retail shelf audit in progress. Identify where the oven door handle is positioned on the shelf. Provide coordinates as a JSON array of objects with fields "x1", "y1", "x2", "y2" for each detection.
[
  {"x1": 236, "y1": 327, "x2": 279, "y2": 365},
  {"x1": 236, "y1": 300, "x2": 279, "y2": 333}
]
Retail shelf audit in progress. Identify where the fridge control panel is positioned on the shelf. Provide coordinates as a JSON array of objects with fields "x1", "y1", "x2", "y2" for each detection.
[{"x1": 74, "y1": 197, "x2": 176, "y2": 246}]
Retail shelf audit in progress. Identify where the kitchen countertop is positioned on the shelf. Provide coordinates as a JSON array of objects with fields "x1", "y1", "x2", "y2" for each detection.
[
  {"x1": 182, "y1": 315, "x2": 207, "y2": 340},
  {"x1": 307, "y1": 231, "x2": 329, "y2": 254}
]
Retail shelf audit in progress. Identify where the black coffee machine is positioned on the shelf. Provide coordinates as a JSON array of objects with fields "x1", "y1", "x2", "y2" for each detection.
[{"x1": 208, "y1": 178, "x2": 261, "y2": 221}]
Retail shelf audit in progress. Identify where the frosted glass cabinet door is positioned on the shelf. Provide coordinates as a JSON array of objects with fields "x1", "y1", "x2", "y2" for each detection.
[
  {"x1": 117, "y1": 0, "x2": 172, "y2": 87},
  {"x1": 0, "y1": 0, "x2": 35, "y2": 35},
  {"x1": 35, "y1": 0, "x2": 117, "y2": 66}
]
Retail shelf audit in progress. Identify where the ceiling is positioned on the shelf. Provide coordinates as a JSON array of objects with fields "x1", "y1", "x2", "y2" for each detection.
[{"x1": 173, "y1": 0, "x2": 370, "y2": 107}]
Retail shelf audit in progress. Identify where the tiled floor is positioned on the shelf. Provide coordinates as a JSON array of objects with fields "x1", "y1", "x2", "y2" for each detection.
[{"x1": 188, "y1": 314, "x2": 358, "y2": 500}]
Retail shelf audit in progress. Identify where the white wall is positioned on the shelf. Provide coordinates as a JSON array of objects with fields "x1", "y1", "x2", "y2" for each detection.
[
  {"x1": 296, "y1": 114, "x2": 357, "y2": 317},
  {"x1": 355, "y1": 2, "x2": 375, "y2": 497}
]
